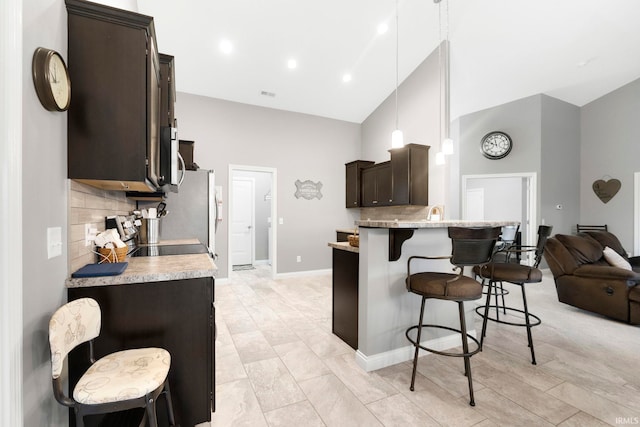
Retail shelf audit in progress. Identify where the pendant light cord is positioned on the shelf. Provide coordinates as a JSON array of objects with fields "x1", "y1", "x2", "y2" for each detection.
[{"x1": 395, "y1": 0, "x2": 399, "y2": 130}]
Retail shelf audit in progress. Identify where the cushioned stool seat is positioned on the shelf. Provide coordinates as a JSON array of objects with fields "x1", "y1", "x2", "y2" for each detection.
[
  {"x1": 74, "y1": 347, "x2": 171, "y2": 405},
  {"x1": 407, "y1": 272, "x2": 482, "y2": 300},
  {"x1": 475, "y1": 263, "x2": 543, "y2": 284}
]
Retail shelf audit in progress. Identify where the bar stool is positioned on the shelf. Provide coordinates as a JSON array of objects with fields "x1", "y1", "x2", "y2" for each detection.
[
  {"x1": 405, "y1": 226, "x2": 501, "y2": 406},
  {"x1": 475, "y1": 225, "x2": 553, "y2": 365}
]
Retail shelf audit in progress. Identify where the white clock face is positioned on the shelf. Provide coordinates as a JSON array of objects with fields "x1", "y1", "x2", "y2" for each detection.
[
  {"x1": 481, "y1": 132, "x2": 512, "y2": 159},
  {"x1": 48, "y1": 54, "x2": 70, "y2": 109}
]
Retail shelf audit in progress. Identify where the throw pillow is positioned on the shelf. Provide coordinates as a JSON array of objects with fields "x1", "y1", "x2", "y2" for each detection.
[{"x1": 603, "y1": 246, "x2": 632, "y2": 270}]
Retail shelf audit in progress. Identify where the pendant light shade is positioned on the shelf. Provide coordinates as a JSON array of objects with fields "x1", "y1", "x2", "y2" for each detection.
[
  {"x1": 392, "y1": 129, "x2": 404, "y2": 148},
  {"x1": 442, "y1": 137, "x2": 454, "y2": 155},
  {"x1": 435, "y1": 151, "x2": 445, "y2": 165}
]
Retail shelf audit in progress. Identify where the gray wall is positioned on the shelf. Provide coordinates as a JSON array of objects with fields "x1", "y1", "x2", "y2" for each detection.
[
  {"x1": 456, "y1": 94, "x2": 582, "y2": 239},
  {"x1": 541, "y1": 95, "x2": 581, "y2": 236},
  {"x1": 175, "y1": 93, "x2": 361, "y2": 278},
  {"x1": 233, "y1": 170, "x2": 272, "y2": 262},
  {"x1": 22, "y1": 0, "x2": 69, "y2": 424},
  {"x1": 580, "y1": 78, "x2": 640, "y2": 251}
]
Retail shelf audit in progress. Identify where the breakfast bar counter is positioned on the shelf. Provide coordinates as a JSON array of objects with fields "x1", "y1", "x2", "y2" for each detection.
[{"x1": 351, "y1": 220, "x2": 517, "y2": 372}]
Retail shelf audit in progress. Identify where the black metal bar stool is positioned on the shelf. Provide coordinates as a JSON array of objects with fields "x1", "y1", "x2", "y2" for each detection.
[
  {"x1": 405, "y1": 226, "x2": 501, "y2": 406},
  {"x1": 474, "y1": 225, "x2": 553, "y2": 365}
]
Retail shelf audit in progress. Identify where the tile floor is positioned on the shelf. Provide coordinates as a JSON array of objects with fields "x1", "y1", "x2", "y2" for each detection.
[{"x1": 206, "y1": 265, "x2": 640, "y2": 427}]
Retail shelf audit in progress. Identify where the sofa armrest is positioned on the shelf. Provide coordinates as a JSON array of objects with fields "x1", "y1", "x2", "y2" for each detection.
[{"x1": 574, "y1": 264, "x2": 640, "y2": 281}]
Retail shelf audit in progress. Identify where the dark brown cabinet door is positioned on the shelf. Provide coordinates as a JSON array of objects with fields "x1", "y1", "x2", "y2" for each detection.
[
  {"x1": 361, "y1": 162, "x2": 392, "y2": 207},
  {"x1": 159, "y1": 53, "x2": 176, "y2": 127},
  {"x1": 332, "y1": 248, "x2": 359, "y2": 350},
  {"x1": 390, "y1": 143, "x2": 429, "y2": 206},
  {"x1": 67, "y1": 277, "x2": 214, "y2": 427},
  {"x1": 66, "y1": 0, "x2": 161, "y2": 192},
  {"x1": 345, "y1": 160, "x2": 374, "y2": 208}
]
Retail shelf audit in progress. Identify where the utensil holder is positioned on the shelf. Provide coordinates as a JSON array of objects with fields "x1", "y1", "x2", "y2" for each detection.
[{"x1": 139, "y1": 218, "x2": 160, "y2": 244}]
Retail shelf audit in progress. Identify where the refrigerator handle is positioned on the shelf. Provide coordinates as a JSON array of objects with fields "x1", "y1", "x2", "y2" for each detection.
[{"x1": 177, "y1": 152, "x2": 186, "y2": 187}]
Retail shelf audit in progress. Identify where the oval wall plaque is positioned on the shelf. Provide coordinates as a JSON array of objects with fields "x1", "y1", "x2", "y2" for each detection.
[
  {"x1": 294, "y1": 179, "x2": 323, "y2": 200},
  {"x1": 592, "y1": 178, "x2": 621, "y2": 204}
]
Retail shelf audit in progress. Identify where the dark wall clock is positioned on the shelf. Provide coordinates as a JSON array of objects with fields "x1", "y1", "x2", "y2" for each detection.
[
  {"x1": 32, "y1": 47, "x2": 71, "y2": 112},
  {"x1": 480, "y1": 131, "x2": 512, "y2": 160}
]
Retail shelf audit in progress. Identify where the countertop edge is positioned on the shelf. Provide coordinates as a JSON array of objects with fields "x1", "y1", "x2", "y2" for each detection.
[
  {"x1": 328, "y1": 241, "x2": 360, "y2": 253},
  {"x1": 355, "y1": 219, "x2": 520, "y2": 229}
]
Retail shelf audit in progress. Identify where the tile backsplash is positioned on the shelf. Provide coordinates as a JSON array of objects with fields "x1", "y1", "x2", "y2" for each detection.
[
  {"x1": 359, "y1": 205, "x2": 431, "y2": 221},
  {"x1": 68, "y1": 180, "x2": 136, "y2": 274}
]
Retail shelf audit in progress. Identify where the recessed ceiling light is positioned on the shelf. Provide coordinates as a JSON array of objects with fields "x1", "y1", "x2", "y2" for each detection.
[
  {"x1": 377, "y1": 22, "x2": 389, "y2": 34},
  {"x1": 342, "y1": 73, "x2": 352, "y2": 83},
  {"x1": 219, "y1": 39, "x2": 233, "y2": 54},
  {"x1": 287, "y1": 59, "x2": 297, "y2": 69}
]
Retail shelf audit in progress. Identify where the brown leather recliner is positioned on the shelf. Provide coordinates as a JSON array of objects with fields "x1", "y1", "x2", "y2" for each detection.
[{"x1": 543, "y1": 231, "x2": 640, "y2": 324}]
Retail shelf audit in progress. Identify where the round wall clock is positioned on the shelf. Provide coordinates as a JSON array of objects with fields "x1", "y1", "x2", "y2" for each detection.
[
  {"x1": 480, "y1": 131, "x2": 512, "y2": 160},
  {"x1": 32, "y1": 47, "x2": 71, "y2": 112}
]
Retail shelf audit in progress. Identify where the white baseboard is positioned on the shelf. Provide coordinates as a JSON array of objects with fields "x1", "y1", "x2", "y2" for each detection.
[
  {"x1": 276, "y1": 268, "x2": 331, "y2": 279},
  {"x1": 355, "y1": 330, "x2": 478, "y2": 372}
]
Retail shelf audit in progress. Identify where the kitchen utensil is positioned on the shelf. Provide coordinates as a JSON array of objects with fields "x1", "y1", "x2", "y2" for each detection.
[{"x1": 157, "y1": 202, "x2": 167, "y2": 217}]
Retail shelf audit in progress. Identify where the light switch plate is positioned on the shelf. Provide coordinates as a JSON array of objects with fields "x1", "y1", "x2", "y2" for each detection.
[{"x1": 47, "y1": 226, "x2": 63, "y2": 259}]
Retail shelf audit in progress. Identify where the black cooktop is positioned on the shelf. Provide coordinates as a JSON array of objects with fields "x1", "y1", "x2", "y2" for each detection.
[{"x1": 131, "y1": 244, "x2": 209, "y2": 257}]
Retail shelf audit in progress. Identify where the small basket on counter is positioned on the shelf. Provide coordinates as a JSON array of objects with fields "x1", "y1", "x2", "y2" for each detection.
[
  {"x1": 97, "y1": 246, "x2": 127, "y2": 263},
  {"x1": 347, "y1": 234, "x2": 359, "y2": 247}
]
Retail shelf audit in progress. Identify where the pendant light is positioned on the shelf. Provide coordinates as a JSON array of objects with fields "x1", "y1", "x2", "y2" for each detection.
[
  {"x1": 435, "y1": 0, "x2": 453, "y2": 163},
  {"x1": 391, "y1": 0, "x2": 404, "y2": 148}
]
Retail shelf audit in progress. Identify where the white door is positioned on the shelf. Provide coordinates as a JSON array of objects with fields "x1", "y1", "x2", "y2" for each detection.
[
  {"x1": 465, "y1": 188, "x2": 485, "y2": 220},
  {"x1": 231, "y1": 177, "x2": 254, "y2": 266}
]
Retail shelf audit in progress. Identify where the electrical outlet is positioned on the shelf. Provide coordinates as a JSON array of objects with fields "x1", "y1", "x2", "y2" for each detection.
[
  {"x1": 85, "y1": 224, "x2": 97, "y2": 246},
  {"x1": 47, "y1": 227, "x2": 62, "y2": 259},
  {"x1": 296, "y1": 255, "x2": 302, "y2": 263}
]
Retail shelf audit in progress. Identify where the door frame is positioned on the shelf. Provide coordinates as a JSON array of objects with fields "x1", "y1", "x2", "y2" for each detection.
[
  {"x1": 634, "y1": 172, "x2": 640, "y2": 256},
  {"x1": 231, "y1": 176, "x2": 256, "y2": 266},
  {"x1": 461, "y1": 172, "x2": 537, "y2": 260},
  {"x1": 228, "y1": 165, "x2": 278, "y2": 279}
]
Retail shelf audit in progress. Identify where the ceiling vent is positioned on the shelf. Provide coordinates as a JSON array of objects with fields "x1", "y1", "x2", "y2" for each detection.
[{"x1": 260, "y1": 91, "x2": 276, "y2": 97}]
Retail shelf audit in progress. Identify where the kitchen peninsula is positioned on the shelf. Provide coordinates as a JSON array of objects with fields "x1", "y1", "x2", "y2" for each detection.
[
  {"x1": 330, "y1": 219, "x2": 518, "y2": 372},
  {"x1": 65, "y1": 242, "x2": 216, "y2": 427}
]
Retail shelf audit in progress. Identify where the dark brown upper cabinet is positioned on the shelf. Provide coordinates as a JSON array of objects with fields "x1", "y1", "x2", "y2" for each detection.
[
  {"x1": 390, "y1": 143, "x2": 429, "y2": 206},
  {"x1": 159, "y1": 53, "x2": 176, "y2": 127},
  {"x1": 66, "y1": 0, "x2": 161, "y2": 192},
  {"x1": 361, "y1": 162, "x2": 392, "y2": 207},
  {"x1": 345, "y1": 160, "x2": 374, "y2": 208},
  {"x1": 350, "y1": 143, "x2": 430, "y2": 208}
]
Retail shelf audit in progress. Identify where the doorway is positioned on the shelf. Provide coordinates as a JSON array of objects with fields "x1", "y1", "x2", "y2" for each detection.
[
  {"x1": 462, "y1": 172, "x2": 537, "y2": 262},
  {"x1": 228, "y1": 165, "x2": 277, "y2": 279}
]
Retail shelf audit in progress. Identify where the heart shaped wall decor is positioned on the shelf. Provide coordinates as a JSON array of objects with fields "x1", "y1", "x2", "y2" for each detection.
[{"x1": 592, "y1": 178, "x2": 621, "y2": 204}]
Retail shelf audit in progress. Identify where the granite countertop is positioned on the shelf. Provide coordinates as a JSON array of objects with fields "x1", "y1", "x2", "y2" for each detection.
[
  {"x1": 66, "y1": 239, "x2": 217, "y2": 288},
  {"x1": 328, "y1": 241, "x2": 360, "y2": 253},
  {"x1": 356, "y1": 219, "x2": 520, "y2": 229}
]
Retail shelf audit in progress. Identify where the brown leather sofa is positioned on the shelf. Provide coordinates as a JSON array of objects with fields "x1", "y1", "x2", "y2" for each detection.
[{"x1": 544, "y1": 231, "x2": 640, "y2": 324}]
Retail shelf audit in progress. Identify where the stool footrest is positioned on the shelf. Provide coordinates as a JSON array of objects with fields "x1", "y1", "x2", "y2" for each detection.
[
  {"x1": 475, "y1": 305, "x2": 541, "y2": 327},
  {"x1": 405, "y1": 324, "x2": 481, "y2": 358}
]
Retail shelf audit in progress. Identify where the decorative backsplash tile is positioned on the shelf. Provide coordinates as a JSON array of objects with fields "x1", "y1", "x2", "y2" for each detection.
[
  {"x1": 360, "y1": 205, "x2": 431, "y2": 221},
  {"x1": 68, "y1": 180, "x2": 136, "y2": 274}
]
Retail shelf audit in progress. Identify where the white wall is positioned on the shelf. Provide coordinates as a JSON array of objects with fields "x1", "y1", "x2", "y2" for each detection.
[{"x1": 175, "y1": 94, "x2": 361, "y2": 278}]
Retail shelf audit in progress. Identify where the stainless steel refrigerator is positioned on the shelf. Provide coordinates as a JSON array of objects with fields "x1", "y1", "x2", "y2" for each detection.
[{"x1": 159, "y1": 169, "x2": 218, "y2": 255}]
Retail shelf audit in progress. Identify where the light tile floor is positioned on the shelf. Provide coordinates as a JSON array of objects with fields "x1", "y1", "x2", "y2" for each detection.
[{"x1": 207, "y1": 265, "x2": 640, "y2": 427}]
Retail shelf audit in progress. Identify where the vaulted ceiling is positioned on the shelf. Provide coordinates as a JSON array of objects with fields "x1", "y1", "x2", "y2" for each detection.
[{"x1": 137, "y1": 0, "x2": 640, "y2": 123}]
